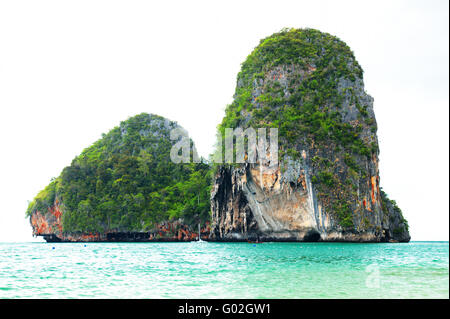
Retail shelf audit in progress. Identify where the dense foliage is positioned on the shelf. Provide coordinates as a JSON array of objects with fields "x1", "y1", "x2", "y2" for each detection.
[{"x1": 26, "y1": 113, "x2": 212, "y2": 233}]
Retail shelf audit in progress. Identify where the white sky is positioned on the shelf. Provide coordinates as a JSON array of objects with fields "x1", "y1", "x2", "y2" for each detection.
[{"x1": 0, "y1": 0, "x2": 448, "y2": 242}]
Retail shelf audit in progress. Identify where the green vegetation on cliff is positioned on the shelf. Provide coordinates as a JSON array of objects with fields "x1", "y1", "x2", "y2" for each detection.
[
  {"x1": 380, "y1": 189, "x2": 409, "y2": 235},
  {"x1": 219, "y1": 28, "x2": 372, "y2": 154},
  {"x1": 26, "y1": 113, "x2": 212, "y2": 233}
]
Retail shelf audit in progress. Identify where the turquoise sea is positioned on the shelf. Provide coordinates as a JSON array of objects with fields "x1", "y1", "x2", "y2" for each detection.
[{"x1": 0, "y1": 241, "x2": 448, "y2": 299}]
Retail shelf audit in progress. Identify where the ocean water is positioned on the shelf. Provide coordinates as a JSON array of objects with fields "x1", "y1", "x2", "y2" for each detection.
[{"x1": 0, "y1": 241, "x2": 448, "y2": 299}]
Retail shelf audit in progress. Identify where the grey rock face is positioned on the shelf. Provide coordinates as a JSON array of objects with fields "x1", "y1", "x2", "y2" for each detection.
[{"x1": 211, "y1": 158, "x2": 410, "y2": 242}]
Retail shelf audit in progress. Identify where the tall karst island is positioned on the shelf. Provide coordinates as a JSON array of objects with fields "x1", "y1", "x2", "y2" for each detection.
[
  {"x1": 211, "y1": 28, "x2": 410, "y2": 242},
  {"x1": 27, "y1": 28, "x2": 410, "y2": 242}
]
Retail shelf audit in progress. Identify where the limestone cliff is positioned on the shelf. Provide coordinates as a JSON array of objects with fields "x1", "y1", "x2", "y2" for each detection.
[{"x1": 210, "y1": 28, "x2": 410, "y2": 242}]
